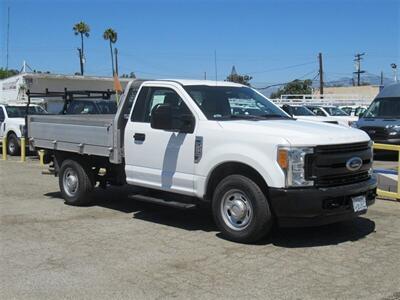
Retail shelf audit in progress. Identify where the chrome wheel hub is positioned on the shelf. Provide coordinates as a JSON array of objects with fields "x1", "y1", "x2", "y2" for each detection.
[
  {"x1": 221, "y1": 190, "x2": 253, "y2": 230},
  {"x1": 63, "y1": 168, "x2": 79, "y2": 197}
]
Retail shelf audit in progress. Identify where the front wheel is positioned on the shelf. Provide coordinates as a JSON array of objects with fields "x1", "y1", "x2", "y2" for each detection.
[
  {"x1": 212, "y1": 175, "x2": 273, "y2": 243},
  {"x1": 59, "y1": 159, "x2": 95, "y2": 206},
  {"x1": 7, "y1": 133, "x2": 20, "y2": 156}
]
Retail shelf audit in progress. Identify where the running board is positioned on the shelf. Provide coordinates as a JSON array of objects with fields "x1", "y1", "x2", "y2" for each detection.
[{"x1": 128, "y1": 194, "x2": 197, "y2": 209}]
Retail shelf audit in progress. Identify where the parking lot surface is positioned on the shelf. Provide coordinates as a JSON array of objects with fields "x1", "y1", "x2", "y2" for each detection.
[{"x1": 1, "y1": 157, "x2": 400, "y2": 299}]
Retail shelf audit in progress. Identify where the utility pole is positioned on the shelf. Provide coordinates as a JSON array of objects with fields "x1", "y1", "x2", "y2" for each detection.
[
  {"x1": 6, "y1": 7, "x2": 10, "y2": 76},
  {"x1": 204, "y1": 72, "x2": 207, "y2": 80},
  {"x1": 318, "y1": 52, "x2": 324, "y2": 96},
  {"x1": 114, "y1": 48, "x2": 119, "y2": 76},
  {"x1": 77, "y1": 48, "x2": 83, "y2": 75},
  {"x1": 214, "y1": 50, "x2": 218, "y2": 82},
  {"x1": 380, "y1": 71, "x2": 384, "y2": 86},
  {"x1": 353, "y1": 53, "x2": 365, "y2": 86}
]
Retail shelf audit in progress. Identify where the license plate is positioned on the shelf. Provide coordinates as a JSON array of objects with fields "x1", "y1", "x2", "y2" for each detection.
[{"x1": 352, "y1": 195, "x2": 367, "y2": 212}]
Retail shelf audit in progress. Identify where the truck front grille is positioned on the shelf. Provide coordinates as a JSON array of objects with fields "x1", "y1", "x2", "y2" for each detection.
[
  {"x1": 359, "y1": 126, "x2": 388, "y2": 141},
  {"x1": 306, "y1": 142, "x2": 372, "y2": 187}
]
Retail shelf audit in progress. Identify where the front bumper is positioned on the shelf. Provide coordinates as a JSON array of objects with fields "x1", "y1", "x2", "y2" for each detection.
[{"x1": 269, "y1": 177, "x2": 377, "y2": 227}]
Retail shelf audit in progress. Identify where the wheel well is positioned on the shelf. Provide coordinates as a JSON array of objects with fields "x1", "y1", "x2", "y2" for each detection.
[
  {"x1": 6, "y1": 130, "x2": 16, "y2": 139},
  {"x1": 205, "y1": 162, "x2": 268, "y2": 201}
]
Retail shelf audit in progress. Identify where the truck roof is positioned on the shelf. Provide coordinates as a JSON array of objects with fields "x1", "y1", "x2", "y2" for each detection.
[
  {"x1": 376, "y1": 83, "x2": 400, "y2": 98},
  {"x1": 156, "y1": 79, "x2": 245, "y2": 87}
]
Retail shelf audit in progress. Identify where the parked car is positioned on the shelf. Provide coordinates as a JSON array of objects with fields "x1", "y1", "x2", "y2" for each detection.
[
  {"x1": 28, "y1": 79, "x2": 376, "y2": 243},
  {"x1": 354, "y1": 83, "x2": 400, "y2": 145},
  {"x1": 340, "y1": 105, "x2": 367, "y2": 117},
  {"x1": 281, "y1": 104, "x2": 340, "y2": 125},
  {"x1": 0, "y1": 103, "x2": 48, "y2": 155},
  {"x1": 64, "y1": 99, "x2": 117, "y2": 115},
  {"x1": 306, "y1": 105, "x2": 358, "y2": 127}
]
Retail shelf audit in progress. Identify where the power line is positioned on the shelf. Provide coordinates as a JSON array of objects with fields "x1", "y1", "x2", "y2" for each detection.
[
  {"x1": 246, "y1": 61, "x2": 316, "y2": 75},
  {"x1": 255, "y1": 69, "x2": 319, "y2": 90}
]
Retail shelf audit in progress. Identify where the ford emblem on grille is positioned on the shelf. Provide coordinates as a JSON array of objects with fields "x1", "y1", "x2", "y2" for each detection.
[{"x1": 346, "y1": 157, "x2": 363, "y2": 171}]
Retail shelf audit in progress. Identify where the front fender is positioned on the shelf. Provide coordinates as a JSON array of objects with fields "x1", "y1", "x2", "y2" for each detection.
[{"x1": 194, "y1": 142, "x2": 286, "y2": 198}]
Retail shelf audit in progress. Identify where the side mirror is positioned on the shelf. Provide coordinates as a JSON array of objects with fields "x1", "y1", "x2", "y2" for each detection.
[
  {"x1": 151, "y1": 104, "x2": 172, "y2": 130},
  {"x1": 178, "y1": 114, "x2": 195, "y2": 133},
  {"x1": 150, "y1": 104, "x2": 195, "y2": 133},
  {"x1": 358, "y1": 112, "x2": 364, "y2": 118}
]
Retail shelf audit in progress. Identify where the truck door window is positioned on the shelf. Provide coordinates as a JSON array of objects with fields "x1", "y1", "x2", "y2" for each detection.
[
  {"x1": 144, "y1": 88, "x2": 191, "y2": 123},
  {"x1": 131, "y1": 87, "x2": 150, "y2": 122},
  {"x1": 131, "y1": 87, "x2": 191, "y2": 123}
]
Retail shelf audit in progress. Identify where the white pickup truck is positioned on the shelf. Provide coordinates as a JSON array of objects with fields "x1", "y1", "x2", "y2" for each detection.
[
  {"x1": 28, "y1": 79, "x2": 377, "y2": 243},
  {"x1": 0, "y1": 103, "x2": 47, "y2": 155}
]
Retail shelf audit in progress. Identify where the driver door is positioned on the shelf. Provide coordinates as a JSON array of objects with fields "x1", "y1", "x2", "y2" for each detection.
[{"x1": 124, "y1": 85, "x2": 197, "y2": 195}]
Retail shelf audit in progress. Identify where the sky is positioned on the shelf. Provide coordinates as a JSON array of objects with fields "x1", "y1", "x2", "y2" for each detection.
[{"x1": 1, "y1": 0, "x2": 399, "y2": 88}]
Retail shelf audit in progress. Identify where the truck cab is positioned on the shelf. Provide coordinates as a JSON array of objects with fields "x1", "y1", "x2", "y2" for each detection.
[
  {"x1": 0, "y1": 103, "x2": 47, "y2": 155},
  {"x1": 28, "y1": 79, "x2": 377, "y2": 243}
]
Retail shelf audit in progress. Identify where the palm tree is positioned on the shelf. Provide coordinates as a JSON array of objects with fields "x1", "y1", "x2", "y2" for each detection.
[
  {"x1": 103, "y1": 28, "x2": 118, "y2": 75},
  {"x1": 73, "y1": 21, "x2": 90, "y2": 75}
]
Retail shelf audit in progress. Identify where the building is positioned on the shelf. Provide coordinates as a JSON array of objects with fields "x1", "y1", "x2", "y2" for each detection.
[{"x1": 0, "y1": 72, "x2": 131, "y2": 112}]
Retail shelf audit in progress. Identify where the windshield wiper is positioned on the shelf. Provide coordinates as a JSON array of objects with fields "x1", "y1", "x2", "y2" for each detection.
[
  {"x1": 217, "y1": 114, "x2": 292, "y2": 121},
  {"x1": 258, "y1": 114, "x2": 292, "y2": 119}
]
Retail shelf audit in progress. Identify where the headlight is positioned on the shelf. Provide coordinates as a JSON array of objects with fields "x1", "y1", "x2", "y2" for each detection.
[
  {"x1": 277, "y1": 146, "x2": 314, "y2": 187},
  {"x1": 387, "y1": 125, "x2": 400, "y2": 136}
]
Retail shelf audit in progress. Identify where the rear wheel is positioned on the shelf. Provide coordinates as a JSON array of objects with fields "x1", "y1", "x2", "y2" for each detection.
[
  {"x1": 59, "y1": 159, "x2": 94, "y2": 206},
  {"x1": 7, "y1": 133, "x2": 20, "y2": 156},
  {"x1": 212, "y1": 175, "x2": 273, "y2": 243}
]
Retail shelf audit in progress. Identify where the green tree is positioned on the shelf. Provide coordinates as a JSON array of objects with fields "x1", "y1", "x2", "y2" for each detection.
[
  {"x1": 73, "y1": 21, "x2": 90, "y2": 75},
  {"x1": 225, "y1": 66, "x2": 252, "y2": 86},
  {"x1": 103, "y1": 28, "x2": 118, "y2": 75},
  {"x1": 0, "y1": 68, "x2": 19, "y2": 79},
  {"x1": 270, "y1": 79, "x2": 313, "y2": 99}
]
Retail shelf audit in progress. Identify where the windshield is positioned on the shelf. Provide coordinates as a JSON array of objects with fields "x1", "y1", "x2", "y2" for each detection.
[
  {"x1": 184, "y1": 85, "x2": 289, "y2": 120},
  {"x1": 5, "y1": 106, "x2": 47, "y2": 118},
  {"x1": 323, "y1": 107, "x2": 349, "y2": 116},
  {"x1": 355, "y1": 107, "x2": 366, "y2": 116},
  {"x1": 291, "y1": 106, "x2": 315, "y2": 116},
  {"x1": 364, "y1": 98, "x2": 400, "y2": 118}
]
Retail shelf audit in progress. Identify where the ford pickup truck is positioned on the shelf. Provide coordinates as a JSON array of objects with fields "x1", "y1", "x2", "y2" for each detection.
[{"x1": 28, "y1": 79, "x2": 377, "y2": 243}]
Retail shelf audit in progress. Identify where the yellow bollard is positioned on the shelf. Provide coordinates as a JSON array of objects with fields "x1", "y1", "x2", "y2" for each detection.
[
  {"x1": 2, "y1": 136, "x2": 6, "y2": 160},
  {"x1": 20, "y1": 137, "x2": 26, "y2": 162},
  {"x1": 39, "y1": 150, "x2": 45, "y2": 166}
]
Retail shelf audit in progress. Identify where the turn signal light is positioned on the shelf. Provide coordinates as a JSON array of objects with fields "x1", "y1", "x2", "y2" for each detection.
[{"x1": 277, "y1": 149, "x2": 288, "y2": 169}]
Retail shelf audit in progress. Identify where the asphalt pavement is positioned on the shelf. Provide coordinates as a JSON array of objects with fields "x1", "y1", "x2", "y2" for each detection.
[{"x1": 1, "y1": 157, "x2": 400, "y2": 299}]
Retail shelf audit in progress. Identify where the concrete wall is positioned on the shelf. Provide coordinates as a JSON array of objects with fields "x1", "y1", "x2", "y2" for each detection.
[{"x1": 313, "y1": 85, "x2": 380, "y2": 102}]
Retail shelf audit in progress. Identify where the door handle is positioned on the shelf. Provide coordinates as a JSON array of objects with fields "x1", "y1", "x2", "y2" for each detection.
[{"x1": 134, "y1": 133, "x2": 146, "y2": 142}]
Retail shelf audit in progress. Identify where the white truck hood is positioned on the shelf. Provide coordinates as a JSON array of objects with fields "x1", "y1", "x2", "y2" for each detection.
[{"x1": 218, "y1": 119, "x2": 370, "y2": 146}]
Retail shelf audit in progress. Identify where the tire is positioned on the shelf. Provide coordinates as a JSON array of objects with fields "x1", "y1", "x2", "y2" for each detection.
[
  {"x1": 59, "y1": 159, "x2": 94, "y2": 206},
  {"x1": 212, "y1": 175, "x2": 273, "y2": 243},
  {"x1": 7, "y1": 133, "x2": 20, "y2": 156}
]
